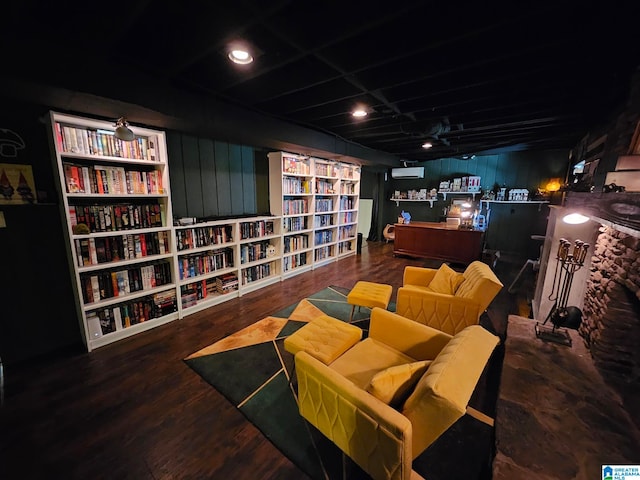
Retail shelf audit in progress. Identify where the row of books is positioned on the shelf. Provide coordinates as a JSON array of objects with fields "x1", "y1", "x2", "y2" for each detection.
[
  {"x1": 69, "y1": 202, "x2": 164, "y2": 233},
  {"x1": 75, "y1": 231, "x2": 170, "y2": 267},
  {"x1": 340, "y1": 183, "x2": 357, "y2": 194},
  {"x1": 341, "y1": 212, "x2": 356, "y2": 224},
  {"x1": 240, "y1": 241, "x2": 275, "y2": 264},
  {"x1": 63, "y1": 162, "x2": 163, "y2": 195},
  {"x1": 338, "y1": 241, "x2": 354, "y2": 254},
  {"x1": 316, "y1": 179, "x2": 336, "y2": 194},
  {"x1": 176, "y1": 224, "x2": 234, "y2": 251},
  {"x1": 340, "y1": 166, "x2": 358, "y2": 179},
  {"x1": 178, "y1": 248, "x2": 234, "y2": 280},
  {"x1": 284, "y1": 234, "x2": 309, "y2": 253},
  {"x1": 315, "y1": 199, "x2": 334, "y2": 212},
  {"x1": 314, "y1": 230, "x2": 334, "y2": 245},
  {"x1": 282, "y1": 177, "x2": 311, "y2": 195},
  {"x1": 340, "y1": 196, "x2": 356, "y2": 210},
  {"x1": 314, "y1": 245, "x2": 335, "y2": 261},
  {"x1": 80, "y1": 262, "x2": 172, "y2": 304},
  {"x1": 283, "y1": 252, "x2": 308, "y2": 271},
  {"x1": 180, "y1": 273, "x2": 239, "y2": 307},
  {"x1": 283, "y1": 198, "x2": 309, "y2": 215},
  {"x1": 56, "y1": 122, "x2": 159, "y2": 161},
  {"x1": 242, "y1": 262, "x2": 276, "y2": 284},
  {"x1": 239, "y1": 220, "x2": 275, "y2": 240},
  {"x1": 314, "y1": 214, "x2": 334, "y2": 227},
  {"x1": 283, "y1": 216, "x2": 308, "y2": 232},
  {"x1": 87, "y1": 290, "x2": 177, "y2": 336},
  {"x1": 315, "y1": 162, "x2": 338, "y2": 178},
  {"x1": 338, "y1": 225, "x2": 355, "y2": 240},
  {"x1": 282, "y1": 156, "x2": 311, "y2": 175}
]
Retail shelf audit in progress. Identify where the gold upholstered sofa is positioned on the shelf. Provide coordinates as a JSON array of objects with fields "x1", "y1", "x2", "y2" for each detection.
[
  {"x1": 293, "y1": 307, "x2": 500, "y2": 480},
  {"x1": 396, "y1": 261, "x2": 503, "y2": 336}
]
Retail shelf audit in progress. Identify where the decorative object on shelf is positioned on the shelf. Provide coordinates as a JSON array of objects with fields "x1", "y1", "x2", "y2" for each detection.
[
  {"x1": 114, "y1": 117, "x2": 136, "y2": 142},
  {"x1": 535, "y1": 238, "x2": 590, "y2": 346},
  {"x1": 507, "y1": 188, "x2": 529, "y2": 201}
]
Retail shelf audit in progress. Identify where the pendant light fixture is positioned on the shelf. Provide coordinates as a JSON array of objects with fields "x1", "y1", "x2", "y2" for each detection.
[{"x1": 114, "y1": 117, "x2": 135, "y2": 142}]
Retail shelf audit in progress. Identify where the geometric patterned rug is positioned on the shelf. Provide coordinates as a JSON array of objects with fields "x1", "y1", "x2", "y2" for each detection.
[{"x1": 184, "y1": 285, "x2": 494, "y2": 480}]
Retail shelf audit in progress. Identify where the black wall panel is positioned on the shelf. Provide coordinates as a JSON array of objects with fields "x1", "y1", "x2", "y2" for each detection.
[
  {"x1": 198, "y1": 138, "x2": 219, "y2": 217},
  {"x1": 168, "y1": 132, "x2": 258, "y2": 220},
  {"x1": 182, "y1": 135, "x2": 205, "y2": 219}
]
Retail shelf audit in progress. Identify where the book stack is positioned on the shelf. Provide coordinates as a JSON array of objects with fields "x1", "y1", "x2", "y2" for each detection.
[{"x1": 216, "y1": 273, "x2": 239, "y2": 294}]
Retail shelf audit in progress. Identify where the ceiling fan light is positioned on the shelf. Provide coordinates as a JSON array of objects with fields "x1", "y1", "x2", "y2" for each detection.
[
  {"x1": 352, "y1": 109, "x2": 367, "y2": 118},
  {"x1": 422, "y1": 141, "x2": 433, "y2": 149},
  {"x1": 114, "y1": 117, "x2": 135, "y2": 141}
]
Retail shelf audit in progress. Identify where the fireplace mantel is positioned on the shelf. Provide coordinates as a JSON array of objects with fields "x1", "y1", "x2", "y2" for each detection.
[{"x1": 564, "y1": 191, "x2": 640, "y2": 236}]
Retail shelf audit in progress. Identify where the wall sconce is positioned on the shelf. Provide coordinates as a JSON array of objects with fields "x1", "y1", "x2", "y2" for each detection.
[
  {"x1": 562, "y1": 212, "x2": 590, "y2": 224},
  {"x1": 114, "y1": 117, "x2": 135, "y2": 142}
]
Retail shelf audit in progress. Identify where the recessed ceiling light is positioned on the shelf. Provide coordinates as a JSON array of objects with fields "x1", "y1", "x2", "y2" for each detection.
[
  {"x1": 352, "y1": 109, "x2": 368, "y2": 118},
  {"x1": 422, "y1": 141, "x2": 433, "y2": 149},
  {"x1": 228, "y1": 49, "x2": 253, "y2": 64}
]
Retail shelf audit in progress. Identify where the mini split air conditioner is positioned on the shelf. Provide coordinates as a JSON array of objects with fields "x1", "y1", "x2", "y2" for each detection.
[{"x1": 391, "y1": 166, "x2": 424, "y2": 179}]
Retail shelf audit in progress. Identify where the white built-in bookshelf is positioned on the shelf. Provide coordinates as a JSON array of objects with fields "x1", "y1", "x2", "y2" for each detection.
[
  {"x1": 268, "y1": 152, "x2": 360, "y2": 276},
  {"x1": 48, "y1": 111, "x2": 178, "y2": 351},
  {"x1": 49, "y1": 114, "x2": 362, "y2": 351},
  {"x1": 174, "y1": 215, "x2": 282, "y2": 315}
]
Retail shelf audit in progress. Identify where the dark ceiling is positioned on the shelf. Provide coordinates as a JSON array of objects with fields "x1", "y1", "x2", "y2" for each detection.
[{"x1": 3, "y1": 1, "x2": 640, "y2": 164}]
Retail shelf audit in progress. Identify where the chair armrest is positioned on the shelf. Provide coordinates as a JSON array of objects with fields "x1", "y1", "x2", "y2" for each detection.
[
  {"x1": 396, "y1": 287, "x2": 482, "y2": 336},
  {"x1": 296, "y1": 351, "x2": 413, "y2": 480},
  {"x1": 369, "y1": 307, "x2": 452, "y2": 360},
  {"x1": 403, "y1": 266, "x2": 437, "y2": 287}
]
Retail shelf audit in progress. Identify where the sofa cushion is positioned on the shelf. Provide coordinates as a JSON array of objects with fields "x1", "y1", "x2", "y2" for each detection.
[
  {"x1": 366, "y1": 360, "x2": 432, "y2": 407},
  {"x1": 329, "y1": 337, "x2": 416, "y2": 389},
  {"x1": 426, "y1": 263, "x2": 465, "y2": 295}
]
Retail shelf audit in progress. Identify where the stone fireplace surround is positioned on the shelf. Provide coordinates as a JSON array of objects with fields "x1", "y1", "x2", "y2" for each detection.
[{"x1": 580, "y1": 225, "x2": 640, "y2": 384}]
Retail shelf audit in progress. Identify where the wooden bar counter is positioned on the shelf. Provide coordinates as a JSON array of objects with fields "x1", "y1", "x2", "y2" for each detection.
[{"x1": 393, "y1": 221, "x2": 484, "y2": 265}]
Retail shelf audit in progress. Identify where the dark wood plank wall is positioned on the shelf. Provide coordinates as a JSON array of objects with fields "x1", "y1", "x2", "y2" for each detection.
[{"x1": 167, "y1": 133, "x2": 257, "y2": 219}]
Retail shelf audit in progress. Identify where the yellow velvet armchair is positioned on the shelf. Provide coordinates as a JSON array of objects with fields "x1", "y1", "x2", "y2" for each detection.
[
  {"x1": 396, "y1": 260, "x2": 503, "y2": 335},
  {"x1": 294, "y1": 307, "x2": 500, "y2": 480}
]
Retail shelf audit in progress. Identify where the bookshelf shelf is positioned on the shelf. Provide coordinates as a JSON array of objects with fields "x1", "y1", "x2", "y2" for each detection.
[
  {"x1": 77, "y1": 253, "x2": 175, "y2": 273},
  {"x1": 82, "y1": 284, "x2": 177, "y2": 312},
  {"x1": 49, "y1": 111, "x2": 178, "y2": 352},
  {"x1": 174, "y1": 219, "x2": 238, "y2": 311}
]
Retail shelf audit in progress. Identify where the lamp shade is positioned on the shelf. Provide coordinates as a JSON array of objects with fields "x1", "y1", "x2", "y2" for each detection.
[{"x1": 114, "y1": 117, "x2": 135, "y2": 141}]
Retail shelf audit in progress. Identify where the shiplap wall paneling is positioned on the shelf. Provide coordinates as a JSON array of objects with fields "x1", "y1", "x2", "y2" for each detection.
[
  {"x1": 182, "y1": 135, "x2": 205, "y2": 219},
  {"x1": 228, "y1": 144, "x2": 244, "y2": 215},
  {"x1": 214, "y1": 141, "x2": 233, "y2": 216},
  {"x1": 167, "y1": 132, "x2": 188, "y2": 218},
  {"x1": 198, "y1": 138, "x2": 219, "y2": 217},
  {"x1": 241, "y1": 145, "x2": 256, "y2": 214}
]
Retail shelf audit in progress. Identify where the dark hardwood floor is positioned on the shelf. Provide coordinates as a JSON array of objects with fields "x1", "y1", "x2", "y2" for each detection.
[{"x1": 0, "y1": 241, "x2": 523, "y2": 480}]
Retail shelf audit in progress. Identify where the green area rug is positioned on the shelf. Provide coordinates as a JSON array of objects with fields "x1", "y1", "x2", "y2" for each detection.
[{"x1": 184, "y1": 285, "x2": 494, "y2": 480}]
